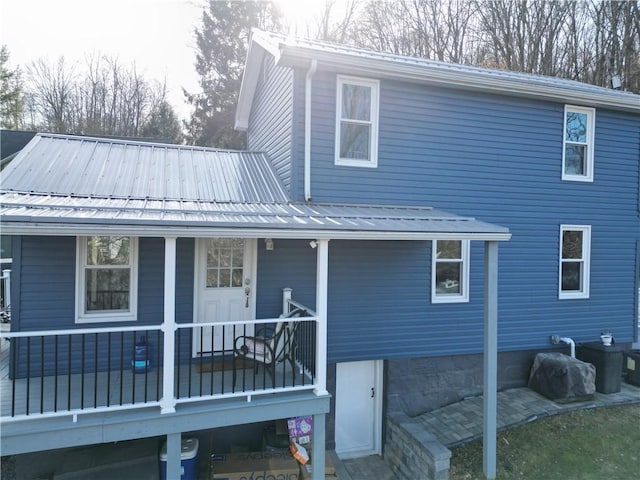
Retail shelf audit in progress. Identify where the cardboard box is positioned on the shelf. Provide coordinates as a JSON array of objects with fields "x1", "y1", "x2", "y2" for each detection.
[
  {"x1": 211, "y1": 450, "x2": 301, "y2": 480},
  {"x1": 287, "y1": 416, "x2": 313, "y2": 445}
]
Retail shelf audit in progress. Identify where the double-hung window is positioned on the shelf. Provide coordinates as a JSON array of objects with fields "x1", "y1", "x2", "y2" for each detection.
[
  {"x1": 559, "y1": 225, "x2": 591, "y2": 299},
  {"x1": 76, "y1": 236, "x2": 138, "y2": 323},
  {"x1": 432, "y1": 240, "x2": 470, "y2": 303},
  {"x1": 562, "y1": 105, "x2": 595, "y2": 182},
  {"x1": 335, "y1": 76, "x2": 379, "y2": 167}
]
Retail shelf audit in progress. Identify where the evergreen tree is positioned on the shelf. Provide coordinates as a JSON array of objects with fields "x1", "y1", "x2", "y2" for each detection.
[
  {"x1": 142, "y1": 100, "x2": 184, "y2": 144},
  {"x1": 184, "y1": 1, "x2": 283, "y2": 148},
  {"x1": 0, "y1": 45, "x2": 25, "y2": 129}
]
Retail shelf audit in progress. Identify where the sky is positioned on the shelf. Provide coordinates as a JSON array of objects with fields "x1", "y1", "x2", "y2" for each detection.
[
  {"x1": 0, "y1": 0, "x2": 327, "y2": 122},
  {"x1": 0, "y1": 0, "x2": 209, "y2": 121}
]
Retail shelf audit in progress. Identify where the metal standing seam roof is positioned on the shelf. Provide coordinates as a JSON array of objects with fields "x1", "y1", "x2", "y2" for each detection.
[
  {"x1": 0, "y1": 134, "x2": 510, "y2": 241},
  {"x1": 237, "y1": 29, "x2": 639, "y2": 127},
  {"x1": 1, "y1": 133, "x2": 289, "y2": 203}
]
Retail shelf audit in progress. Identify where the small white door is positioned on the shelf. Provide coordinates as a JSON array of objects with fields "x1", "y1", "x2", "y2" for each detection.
[
  {"x1": 335, "y1": 360, "x2": 383, "y2": 459},
  {"x1": 193, "y1": 238, "x2": 256, "y2": 356}
]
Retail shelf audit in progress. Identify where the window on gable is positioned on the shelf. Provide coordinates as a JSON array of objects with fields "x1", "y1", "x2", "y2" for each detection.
[
  {"x1": 432, "y1": 239, "x2": 470, "y2": 303},
  {"x1": 76, "y1": 236, "x2": 138, "y2": 323},
  {"x1": 562, "y1": 105, "x2": 595, "y2": 182},
  {"x1": 559, "y1": 225, "x2": 591, "y2": 299},
  {"x1": 335, "y1": 76, "x2": 379, "y2": 167}
]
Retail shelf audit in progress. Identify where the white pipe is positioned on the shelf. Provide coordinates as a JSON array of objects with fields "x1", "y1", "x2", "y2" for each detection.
[
  {"x1": 550, "y1": 335, "x2": 576, "y2": 358},
  {"x1": 560, "y1": 337, "x2": 576, "y2": 358},
  {"x1": 304, "y1": 59, "x2": 317, "y2": 202}
]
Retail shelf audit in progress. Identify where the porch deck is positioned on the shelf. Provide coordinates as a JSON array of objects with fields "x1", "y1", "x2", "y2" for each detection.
[
  {"x1": 0, "y1": 336, "x2": 314, "y2": 419},
  {"x1": 0, "y1": 312, "x2": 318, "y2": 421}
]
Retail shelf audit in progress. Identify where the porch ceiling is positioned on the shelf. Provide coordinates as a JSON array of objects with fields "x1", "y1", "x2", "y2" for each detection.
[{"x1": 0, "y1": 192, "x2": 510, "y2": 241}]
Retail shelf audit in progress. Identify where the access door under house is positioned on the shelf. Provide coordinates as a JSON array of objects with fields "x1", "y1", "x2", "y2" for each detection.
[
  {"x1": 194, "y1": 238, "x2": 256, "y2": 356},
  {"x1": 335, "y1": 360, "x2": 383, "y2": 459}
]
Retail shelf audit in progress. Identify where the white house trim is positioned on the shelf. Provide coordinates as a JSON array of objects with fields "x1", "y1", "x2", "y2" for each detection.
[
  {"x1": 160, "y1": 236, "x2": 177, "y2": 414},
  {"x1": 314, "y1": 239, "x2": 329, "y2": 396}
]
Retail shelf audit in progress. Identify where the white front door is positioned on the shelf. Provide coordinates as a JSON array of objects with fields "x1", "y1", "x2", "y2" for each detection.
[
  {"x1": 193, "y1": 238, "x2": 256, "y2": 356},
  {"x1": 335, "y1": 360, "x2": 383, "y2": 459}
]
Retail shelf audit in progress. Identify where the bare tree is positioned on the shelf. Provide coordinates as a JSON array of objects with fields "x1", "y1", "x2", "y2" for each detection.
[
  {"x1": 27, "y1": 57, "x2": 76, "y2": 132},
  {"x1": 24, "y1": 54, "x2": 182, "y2": 140}
]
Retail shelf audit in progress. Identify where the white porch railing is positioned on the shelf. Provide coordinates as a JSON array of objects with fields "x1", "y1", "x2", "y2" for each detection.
[{"x1": 0, "y1": 294, "x2": 319, "y2": 422}]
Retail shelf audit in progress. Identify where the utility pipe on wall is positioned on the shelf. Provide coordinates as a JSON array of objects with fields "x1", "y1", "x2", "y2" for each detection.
[
  {"x1": 550, "y1": 335, "x2": 576, "y2": 358},
  {"x1": 304, "y1": 59, "x2": 317, "y2": 202}
]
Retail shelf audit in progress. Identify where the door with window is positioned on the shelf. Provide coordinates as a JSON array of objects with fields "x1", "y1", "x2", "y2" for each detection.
[{"x1": 194, "y1": 238, "x2": 256, "y2": 356}]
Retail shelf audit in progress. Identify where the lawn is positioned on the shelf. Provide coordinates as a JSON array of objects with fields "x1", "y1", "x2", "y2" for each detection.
[{"x1": 449, "y1": 404, "x2": 640, "y2": 480}]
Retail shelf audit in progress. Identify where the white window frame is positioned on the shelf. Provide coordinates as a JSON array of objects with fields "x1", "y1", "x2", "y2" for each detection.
[
  {"x1": 431, "y1": 239, "x2": 470, "y2": 304},
  {"x1": 559, "y1": 225, "x2": 591, "y2": 299},
  {"x1": 335, "y1": 75, "x2": 379, "y2": 168},
  {"x1": 562, "y1": 105, "x2": 595, "y2": 182},
  {"x1": 76, "y1": 236, "x2": 138, "y2": 323}
]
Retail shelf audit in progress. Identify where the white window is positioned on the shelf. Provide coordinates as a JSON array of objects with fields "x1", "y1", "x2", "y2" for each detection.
[
  {"x1": 559, "y1": 225, "x2": 591, "y2": 299},
  {"x1": 562, "y1": 105, "x2": 595, "y2": 182},
  {"x1": 432, "y1": 240, "x2": 470, "y2": 303},
  {"x1": 76, "y1": 236, "x2": 138, "y2": 323},
  {"x1": 335, "y1": 76, "x2": 379, "y2": 167}
]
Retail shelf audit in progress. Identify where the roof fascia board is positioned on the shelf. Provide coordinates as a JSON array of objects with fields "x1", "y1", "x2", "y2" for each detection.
[
  {"x1": 278, "y1": 48, "x2": 640, "y2": 114},
  {"x1": 1, "y1": 222, "x2": 510, "y2": 242},
  {"x1": 235, "y1": 31, "x2": 283, "y2": 131}
]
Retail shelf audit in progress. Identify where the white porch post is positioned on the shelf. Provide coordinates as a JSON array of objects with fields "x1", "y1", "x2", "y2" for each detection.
[
  {"x1": 315, "y1": 239, "x2": 329, "y2": 396},
  {"x1": 282, "y1": 287, "x2": 292, "y2": 316},
  {"x1": 1, "y1": 269, "x2": 10, "y2": 314},
  {"x1": 483, "y1": 241, "x2": 498, "y2": 479},
  {"x1": 161, "y1": 236, "x2": 177, "y2": 414}
]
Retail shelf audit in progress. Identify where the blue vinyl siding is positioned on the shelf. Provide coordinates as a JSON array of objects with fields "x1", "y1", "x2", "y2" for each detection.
[
  {"x1": 256, "y1": 239, "x2": 317, "y2": 318},
  {"x1": 297, "y1": 72, "x2": 640, "y2": 357},
  {"x1": 11, "y1": 236, "x2": 195, "y2": 376},
  {"x1": 247, "y1": 56, "x2": 294, "y2": 190}
]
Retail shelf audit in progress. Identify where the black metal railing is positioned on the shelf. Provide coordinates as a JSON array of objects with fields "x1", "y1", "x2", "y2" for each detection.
[
  {"x1": 174, "y1": 317, "x2": 317, "y2": 400},
  {"x1": 2, "y1": 327, "x2": 162, "y2": 418},
  {"x1": 1, "y1": 315, "x2": 319, "y2": 419}
]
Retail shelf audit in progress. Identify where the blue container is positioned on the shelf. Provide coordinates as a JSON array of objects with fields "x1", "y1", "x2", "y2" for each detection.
[
  {"x1": 160, "y1": 438, "x2": 199, "y2": 480},
  {"x1": 132, "y1": 336, "x2": 150, "y2": 373}
]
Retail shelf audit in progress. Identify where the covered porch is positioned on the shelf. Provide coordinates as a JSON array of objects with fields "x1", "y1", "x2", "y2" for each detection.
[{"x1": 1, "y1": 134, "x2": 510, "y2": 479}]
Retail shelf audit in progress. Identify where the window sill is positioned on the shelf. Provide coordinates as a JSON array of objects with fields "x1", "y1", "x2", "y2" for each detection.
[
  {"x1": 76, "y1": 313, "x2": 137, "y2": 324},
  {"x1": 335, "y1": 158, "x2": 378, "y2": 168}
]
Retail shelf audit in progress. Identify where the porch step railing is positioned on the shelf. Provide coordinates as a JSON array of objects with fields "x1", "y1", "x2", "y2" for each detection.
[{"x1": 0, "y1": 307, "x2": 318, "y2": 420}]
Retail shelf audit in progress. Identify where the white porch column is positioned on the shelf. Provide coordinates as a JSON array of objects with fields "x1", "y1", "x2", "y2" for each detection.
[
  {"x1": 483, "y1": 241, "x2": 498, "y2": 479},
  {"x1": 282, "y1": 287, "x2": 292, "y2": 316},
  {"x1": 315, "y1": 239, "x2": 329, "y2": 396},
  {"x1": 1, "y1": 269, "x2": 10, "y2": 314},
  {"x1": 161, "y1": 236, "x2": 177, "y2": 414}
]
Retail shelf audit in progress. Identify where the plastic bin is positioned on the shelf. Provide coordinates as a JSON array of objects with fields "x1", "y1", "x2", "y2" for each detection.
[
  {"x1": 576, "y1": 342, "x2": 624, "y2": 393},
  {"x1": 624, "y1": 350, "x2": 640, "y2": 386},
  {"x1": 160, "y1": 437, "x2": 199, "y2": 480}
]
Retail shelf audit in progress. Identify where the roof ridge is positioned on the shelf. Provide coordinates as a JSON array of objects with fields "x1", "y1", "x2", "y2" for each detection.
[{"x1": 35, "y1": 132, "x2": 262, "y2": 154}]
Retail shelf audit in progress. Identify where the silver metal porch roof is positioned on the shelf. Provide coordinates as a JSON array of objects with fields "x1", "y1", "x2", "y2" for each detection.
[
  {"x1": 0, "y1": 193, "x2": 509, "y2": 240},
  {"x1": 0, "y1": 134, "x2": 510, "y2": 241}
]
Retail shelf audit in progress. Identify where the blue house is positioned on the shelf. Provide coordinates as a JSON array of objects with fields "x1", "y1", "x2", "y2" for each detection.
[{"x1": 1, "y1": 29, "x2": 639, "y2": 479}]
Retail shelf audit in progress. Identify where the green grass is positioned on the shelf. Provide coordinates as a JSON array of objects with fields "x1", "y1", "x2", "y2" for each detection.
[{"x1": 449, "y1": 404, "x2": 640, "y2": 480}]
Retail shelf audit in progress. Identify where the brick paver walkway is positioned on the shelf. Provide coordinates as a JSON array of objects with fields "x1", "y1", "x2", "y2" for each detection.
[
  {"x1": 415, "y1": 382, "x2": 640, "y2": 448},
  {"x1": 341, "y1": 381, "x2": 640, "y2": 479}
]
